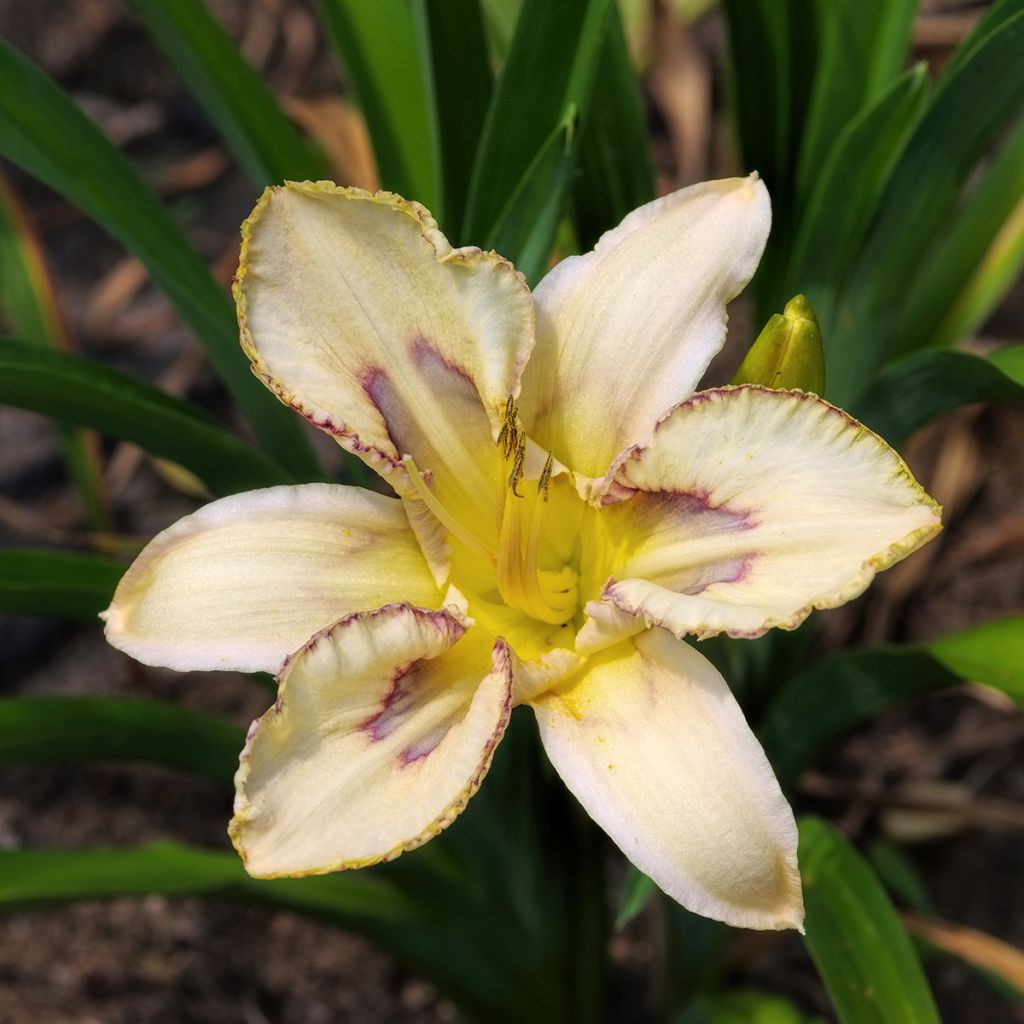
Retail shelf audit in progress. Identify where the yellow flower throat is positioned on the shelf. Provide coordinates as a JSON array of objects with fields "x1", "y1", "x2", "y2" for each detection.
[{"x1": 404, "y1": 397, "x2": 581, "y2": 627}]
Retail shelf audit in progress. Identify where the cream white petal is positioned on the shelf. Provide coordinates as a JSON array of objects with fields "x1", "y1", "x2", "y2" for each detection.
[
  {"x1": 236, "y1": 182, "x2": 535, "y2": 551},
  {"x1": 102, "y1": 484, "x2": 440, "y2": 673},
  {"x1": 230, "y1": 605, "x2": 512, "y2": 877},
  {"x1": 519, "y1": 176, "x2": 770, "y2": 490},
  {"x1": 601, "y1": 386, "x2": 941, "y2": 639},
  {"x1": 532, "y1": 628, "x2": 803, "y2": 930}
]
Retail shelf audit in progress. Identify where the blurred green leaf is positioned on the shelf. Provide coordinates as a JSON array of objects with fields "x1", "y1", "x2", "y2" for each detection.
[
  {"x1": 867, "y1": 840, "x2": 932, "y2": 913},
  {"x1": 479, "y1": 0, "x2": 523, "y2": 61},
  {"x1": 929, "y1": 617, "x2": 1024, "y2": 708},
  {"x1": 0, "y1": 841, "x2": 414, "y2": 923},
  {"x1": 897, "y1": 119, "x2": 1024, "y2": 354},
  {"x1": 827, "y1": 8, "x2": 1024, "y2": 405},
  {"x1": 991, "y1": 343, "x2": 1024, "y2": 381},
  {"x1": 759, "y1": 646, "x2": 958, "y2": 790},
  {"x1": 0, "y1": 173, "x2": 109, "y2": 529},
  {"x1": 614, "y1": 864, "x2": 656, "y2": 931},
  {"x1": 0, "y1": 548, "x2": 124, "y2": 620},
  {"x1": 796, "y1": 0, "x2": 916, "y2": 206},
  {"x1": 571, "y1": 6, "x2": 655, "y2": 252},
  {"x1": 674, "y1": 989, "x2": 825, "y2": 1024},
  {"x1": 0, "y1": 340, "x2": 290, "y2": 495},
  {"x1": 0, "y1": 696, "x2": 244, "y2": 784},
  {"x1": 800, "y1": 816, "x2": 940, "y2": 1024},
  {"x1": 316, "y1": 0, "x2": 439, "y2": 211},
  {"x1": 855, "y1": 345, "x2": 1024, "y2": 447},
  {"x1": 412, "y1": 0, "x2": 493, "y2": 240},
  {"x1": 0, "y1": 39, "x2": 319, "y2": 479},
  {"x1": 463, "y1": 0, "x2": 612, "y2": 256},
  {"x1": 485, "y1": 114, "x2": 575, "y2": 284},
  {"x1": 788, "y1": 65, "x2": 929, "y2": 320},
  {"x1": 942, "y1": 0, "x2": 1024, "y2": 80},
  {"x1": 759, "y1": 619, "x2": 1024, "y2": 789},
  {"x1": 723, "y1": 0, "x2": 818, "y2": 310},
  {"x1": 129, "y1": 0, "x2": 327, "y2": 186}
]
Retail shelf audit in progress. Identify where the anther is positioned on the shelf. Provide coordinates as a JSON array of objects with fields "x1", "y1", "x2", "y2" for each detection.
[
  {"x1": 508, "y1": 434, "x2": 526, "y2": 497},
  {"x1": 497, "y1": 395, "x2": 520, "y2": 460},
  {"x1": 539, "y1": 452, "x2": 554, "y2": 501}
]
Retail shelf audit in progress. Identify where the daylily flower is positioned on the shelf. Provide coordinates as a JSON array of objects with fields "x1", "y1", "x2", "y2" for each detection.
[{"x1": 103, "y1": 176, "x2": 940, "y2": 931}]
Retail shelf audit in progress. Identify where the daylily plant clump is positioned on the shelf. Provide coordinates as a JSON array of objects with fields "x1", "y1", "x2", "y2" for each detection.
[{"x1": 103, "y1": 176, "x2": 940, "y2": 931}]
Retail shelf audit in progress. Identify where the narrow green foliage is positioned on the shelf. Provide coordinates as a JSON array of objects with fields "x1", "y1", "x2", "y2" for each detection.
[
  {"x1": 614, "y1": 865, "x2": 657, "y2": 931},
  {"x1": 0, "y1": 39, "x2": 320, "y2": 478},
  {"x1": 412, "y1": 0, "x2": 493, "y2": 240},
  {"x1": 928, "y1": 617, "x2": 1024, "y2": 709},
  {"x1": 485, "y1": 114, "x2": 575, "y2": 285},
  {"x1": 855, "y1": 345, "x2": 1024, "y2": 447},
  {"x1": 723, "y1": 0, "x2": 818, "y2": 308},
  {"x1": 828, "y1": 9, "x2": 1024, "y2": 403},
  {"x1": 800, "y1": 817, "x2": 941, "y2": 1024},
  {"x1": 0, "y1": 341, "x2": 290, "y2": 495},
  {"x1": 896, "y1": 119, "x2": 1024, "y2": 353},
  {"x1": 129, "y1": 0, "x2": 327, "y2": 186},
  {"x1": 795, "y1": 0, "x2": 917, "y2": 205},
  {"x1": 674, "y1": 989, "x2": 825, "y2": 1024},
  {"x1": 759, "y1": 619, "x2": 1024, "y2": 789},
  {"x1": 0, "y1": 548, "x2": 124, "y2": 620},
  {"x1": 0, "y1": 175, "x2": 109, "y2": 529},
  {"x1": 571, "y1": 7, "x2": 655, "y2": 251},
  {"x1": 0, "y1": 841, "x2": 414, "y2": 923},
  {"x1": 316, "y1": 0, "x2": 439, "y2": 211},
  {"x1": 867, "y1": 840, "x2": 932, "y2": 913},
  {"x1": 463, "y1": 0, "x2": 613, "y2": 255},
  {"x1": 787, "y1": 66, "x2": 929, "y2": 320},
  {"x1": 0, "y1": 696, "x2": 244, "y2": 784}
]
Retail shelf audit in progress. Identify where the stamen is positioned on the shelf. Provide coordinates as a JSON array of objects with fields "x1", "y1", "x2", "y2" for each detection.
[
  {"x1": 402, "y1": 456, "x2": 496, "y2": 562},
  {"x1": 493, "y1": 397, "x2": 578, "y2": 625},
  {"x1": 508, "y1": 434, "x2": 526, "y2": 497},
  {"x1": 538, "y1": 452, "x2": 554, "y2": 501}
]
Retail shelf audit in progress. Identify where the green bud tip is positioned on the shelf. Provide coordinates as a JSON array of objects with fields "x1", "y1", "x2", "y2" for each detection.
[{"x1": 730, "y1": 293, "x2": 826, "y2": 395}]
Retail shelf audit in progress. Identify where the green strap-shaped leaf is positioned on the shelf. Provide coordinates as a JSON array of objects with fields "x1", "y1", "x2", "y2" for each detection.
[
  {"x1": 614, "y1": 864, "x2": 657, "y2": 932},
  {"x1": 896, "y1": 118, "x2": 1024, "y2": 354},
  {"x1": 723, "y1": 0, "x2": 818, "y2": 313},
  {"x1": 412, "y1": 0, "x2": 493, "y2": 240},
  {"x1": 485, "y1": 115, "x2": 575, "y2": 285},
  {"x1": 0, "y1": 173, "x2": 109, "y2": 529},
  {"x1": 462, "y1": 0, "x2": 613, "y2": 253},
  {"x1": 571, "y1": 6, "x2": 655, "y2": 252},
  {"x1": 787, "y1": 65, "x2": 929, "y2": 318},
  {"x1": 854, "y1": 345, "x2": 1024, "y2": 447},
  {"x1": 0, "y1": 696, "x2": 244, "y2": 784},
  {"x1": 800, "y1": 816, "x2": 941, "y2": 1024},
  {"x1": 827, "y1": 9, "x2": 1024, "y2": 404},
  {"x1": 759, "y1": 618, "x2": 1024, "y2": 789},
  {"x1": 0, "y1": 340, "x2": 289, "y2": 494},
  {"x1": 316, "y1": 0, "x2": 439, "y2": 212},
  {"x1": 0, "y1": 39, "x2": 318, "y2": 479},
  {"x1": 941, "y1": 0, "x2": 1024, "y2": 80},
  {"x1": 928, "y1": 617, "x2": 1024, "y2": 706},
  {"x1": 795, "y1": 0, "x2": 916, "y2": 205},
  {"x1": 128, "y1": 0, "x2": 327, "y2": 187},
  {"x1": 675, "y1": 989, "x2": 826, "y2": 1024},
  {"x1": 0, "y1": 841, "x2": 414, "y2": 924},
  {"x1": 0, "y1": 548, "x2": 124, "y2": 620}
]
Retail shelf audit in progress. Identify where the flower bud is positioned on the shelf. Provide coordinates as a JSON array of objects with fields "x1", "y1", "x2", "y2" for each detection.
[{"x1": 730, "y1": 294, "x2": 826, "y2": 395}]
